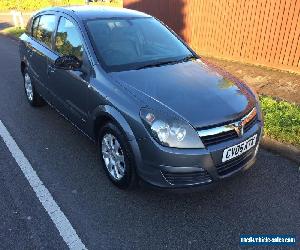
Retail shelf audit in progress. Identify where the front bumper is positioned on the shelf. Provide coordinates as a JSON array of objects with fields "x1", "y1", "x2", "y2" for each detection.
[{"x1": 135, "y1": 121, "x2": 263, "y2": 189}]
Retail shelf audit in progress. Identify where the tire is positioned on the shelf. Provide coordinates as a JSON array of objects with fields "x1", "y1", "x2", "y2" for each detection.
[
  {"x1": 23, "y1": 68, "x2": 45, "y2": 107},
  {"x1": 98, "y1": 122, "x2": 137, "y2": 189}
]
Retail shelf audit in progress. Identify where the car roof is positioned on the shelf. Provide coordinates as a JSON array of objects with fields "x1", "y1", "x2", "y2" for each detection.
[{"x1": 37, "y1": 6, "x2": 151, "y2": 20}]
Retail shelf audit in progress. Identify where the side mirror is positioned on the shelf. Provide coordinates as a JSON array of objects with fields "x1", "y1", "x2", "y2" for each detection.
[{"x1": 54, "y1": 55, "x2": 82, "y2": 71}]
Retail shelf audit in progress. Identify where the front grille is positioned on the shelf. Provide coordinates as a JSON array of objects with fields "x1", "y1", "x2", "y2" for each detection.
[
  {"x1": 216, "y1": 149, "x2": 254, "y2": 176},
  {"x1": 201, "y1": 130, "x2": 237, "y2": 146},
  {"x1": 200, "y1": 115, "x2": 257, "y2": 147},
  {"x1": 162, "y1": 170, "x2": 212, "y2": 185}
]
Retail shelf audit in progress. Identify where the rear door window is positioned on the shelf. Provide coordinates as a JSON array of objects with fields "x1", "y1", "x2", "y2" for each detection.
[{"x1": 34, "y1": 15, "x2": 56, "y2": 48}]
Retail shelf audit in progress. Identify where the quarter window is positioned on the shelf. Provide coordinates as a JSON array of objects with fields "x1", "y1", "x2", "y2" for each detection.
[
  {"x1": 32, "y1": 16, "x2": 40, "y2": 38},
  {"x1": 34, "y1": 15, "x2": 56, "y2": 48},
  {"x1": 26, "y1": 17, "x2": 33, "y2": 35},
  {"x1": 55, "y1": 17, "x2": 84, "y2": 60}
]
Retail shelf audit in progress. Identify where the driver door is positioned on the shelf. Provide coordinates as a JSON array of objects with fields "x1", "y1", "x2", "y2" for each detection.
[{"x1": 47, "y1": 16, "x2": 91, "y2": 130}]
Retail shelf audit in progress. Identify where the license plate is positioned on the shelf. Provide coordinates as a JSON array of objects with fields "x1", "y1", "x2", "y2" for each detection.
[{"x1": 222, "y1": 134, "x2": 257, "y2": 163}]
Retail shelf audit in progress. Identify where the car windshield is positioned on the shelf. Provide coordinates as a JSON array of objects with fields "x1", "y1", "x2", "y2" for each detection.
[{"x1": 86, "y1": 17, "x2": 194, "y2": 72}]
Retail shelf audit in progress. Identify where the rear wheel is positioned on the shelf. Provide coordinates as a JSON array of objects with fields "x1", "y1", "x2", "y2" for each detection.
[
  {"x1": 23, "y1": 69, "x2": 45, "y2": 107},
  {"x1": 98, "y1": 122, "x2": 136, "y2": 189}
]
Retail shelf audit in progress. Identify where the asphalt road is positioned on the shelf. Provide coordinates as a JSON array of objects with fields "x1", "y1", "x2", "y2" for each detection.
[{"x1": 0, "y1": 34, "x2": 299, "y2": 249}]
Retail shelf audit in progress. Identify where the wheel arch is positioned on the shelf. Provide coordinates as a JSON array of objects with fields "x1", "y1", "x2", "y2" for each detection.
[
  {"x1": 92, "y1": 104, "x2": 143, "y2": 173},
  {"x1": 92, "y1": 105, "x2": 135, "y2": 141},
  {"x1": 21, "y1": 61, "x2": 27, "y2": 76}
]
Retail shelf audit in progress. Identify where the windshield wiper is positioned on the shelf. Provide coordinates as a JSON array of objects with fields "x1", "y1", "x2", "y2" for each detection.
[
  {"x1": 179, "y1": 54, "x2": 198, "y2": 62},
  {"x1": 136, "y1": 59, "x2": 179, "y2": 70},
  {"x1": 136, "y1": 55, "x2": 198, "y2": 70}
]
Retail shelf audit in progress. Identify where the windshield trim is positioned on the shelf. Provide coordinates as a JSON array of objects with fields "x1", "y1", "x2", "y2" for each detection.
[{"x1": 84, "y1": 17, "x2": 197, "y2": 72}]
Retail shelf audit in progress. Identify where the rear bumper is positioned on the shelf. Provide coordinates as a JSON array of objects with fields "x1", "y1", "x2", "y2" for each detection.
[{"x1": 135, "y1": 121, "x2": 263, "y2": 189}]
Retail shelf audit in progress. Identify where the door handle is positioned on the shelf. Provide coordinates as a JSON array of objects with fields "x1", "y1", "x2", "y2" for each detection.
[
  {"x1": 27, "y1": 49, "x2": 33, "y2": 58},
  {"x1": 47, "y1": 65, "x2": 55, "y2": 74}
]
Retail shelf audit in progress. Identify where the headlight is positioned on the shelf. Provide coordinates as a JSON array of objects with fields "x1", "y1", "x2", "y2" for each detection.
[{"x1": 140, "y1": 108, "x2": 204, "y2": 149}]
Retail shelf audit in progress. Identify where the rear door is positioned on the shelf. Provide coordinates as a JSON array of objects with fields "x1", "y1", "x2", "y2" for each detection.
[
  {"x1": 27, "y1": 14, "x2": 57, "y2": 101},
  {"x1": 47, "y1": 15, "x2": 91, "y2": 130}
]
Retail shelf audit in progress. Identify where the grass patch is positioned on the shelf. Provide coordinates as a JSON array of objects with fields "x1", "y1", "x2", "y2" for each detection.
[
  {"x1": 260, "y1": 96, "x2": 300, "y2": 147},
  {"x1": 0, "y1": 0, "x2": 122, "y2": 11},
  {"x1": 89, "y1": 1, "x2": 122, "y2": 8},
  {"x1": 0, "y1": 27, "x2": 25, "y2": 38}
]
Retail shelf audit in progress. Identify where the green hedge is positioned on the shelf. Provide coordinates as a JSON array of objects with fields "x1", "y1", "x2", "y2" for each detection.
[
  {"x1": 0, "y1": 0, "x2": 122, "y2": 11},
  {"x1": 260, "y1": 96, "x2": 300, "y2": 147}
]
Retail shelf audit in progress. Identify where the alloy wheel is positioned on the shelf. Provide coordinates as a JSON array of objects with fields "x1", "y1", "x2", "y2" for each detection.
[
  {"x1": 24, "y1": 73, "x2": 33, "y2": 102},
  {"x1": 101, "y1": 133, "x2": 126, "y2": 180}
]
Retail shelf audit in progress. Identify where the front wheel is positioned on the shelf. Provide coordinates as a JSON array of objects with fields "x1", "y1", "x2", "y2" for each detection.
[
  {"x1": 23, "y1": 69, "x2": 45, "y2": 107},
  {"x1": 98, "y1": 122, "x2": 136, "y2": 189}
]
